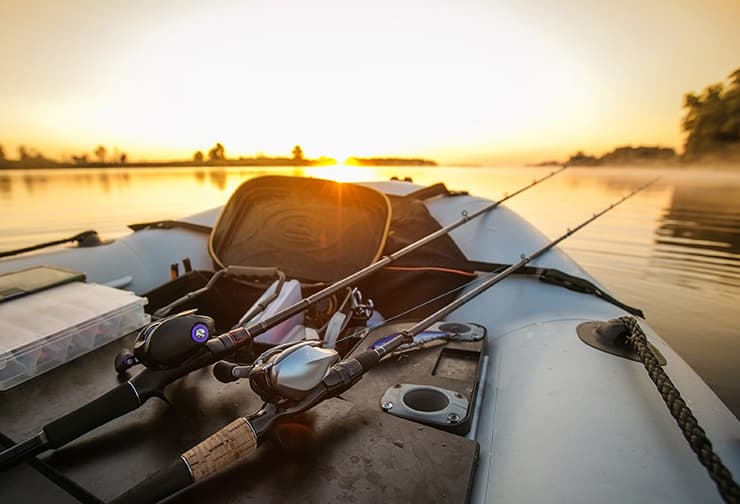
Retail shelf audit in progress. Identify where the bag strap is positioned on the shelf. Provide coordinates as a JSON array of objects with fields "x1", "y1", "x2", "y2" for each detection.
[
  {"x1": 403, "y1": 183, "x2": 468, "y2": 201},
  {"x1": 466, "y1": 260, "x2": 644, "y2": 318},
  {"x1": 129, "y1": 220, "x2": 213, "y2": 234}
]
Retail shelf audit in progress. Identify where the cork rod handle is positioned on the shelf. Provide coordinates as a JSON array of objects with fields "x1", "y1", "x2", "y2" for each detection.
[{"x1": 181, "y1": 417, "x2": 259, "y2": 481}]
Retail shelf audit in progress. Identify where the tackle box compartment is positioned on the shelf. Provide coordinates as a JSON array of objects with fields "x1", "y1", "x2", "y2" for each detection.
[{"x1": 0, "y1": 281, "x2": 150, "y2": 390}]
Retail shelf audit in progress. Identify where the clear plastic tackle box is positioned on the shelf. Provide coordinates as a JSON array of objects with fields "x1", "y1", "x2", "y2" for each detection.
[{"x1": 0, "y1": 282, "x2": 150, "y2": 390}]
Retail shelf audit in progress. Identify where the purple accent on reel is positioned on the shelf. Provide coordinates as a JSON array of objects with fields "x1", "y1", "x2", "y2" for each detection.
[{"x1": 191, "y1": 323, "x2": 210, "y2": 343}]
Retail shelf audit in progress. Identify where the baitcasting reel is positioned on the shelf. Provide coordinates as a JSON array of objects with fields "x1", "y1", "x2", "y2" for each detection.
[
  {"x1": 213, "y1": 341, "x2": 339, "y2": 405},
  {"x1": 114, "y1": 309, "x2": 217, "y2": 373}
]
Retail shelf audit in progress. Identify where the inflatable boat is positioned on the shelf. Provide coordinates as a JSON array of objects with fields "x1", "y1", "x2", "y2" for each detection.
[{"x1": 0, "y1": 174, "x2": 737, "y2": 503}]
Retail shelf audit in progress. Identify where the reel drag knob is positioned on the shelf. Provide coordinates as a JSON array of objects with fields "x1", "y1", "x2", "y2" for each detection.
[{"x1": 213, "y1": 361, "x2": 253, "y2": 383}]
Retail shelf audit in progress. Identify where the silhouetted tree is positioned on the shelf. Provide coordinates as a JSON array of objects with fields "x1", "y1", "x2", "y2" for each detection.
[
  {"x1": 292, "y1": 145, "x2": 304, "y2": 161},
  {"x1": 94, "y1": 145, "x2": 107, "y2": 163},
  {"x1": 683, "y1": 67, "x2": 740, "y2": 160},
  {"x1": 208, "y1": 143, "x2": 225, "y2": 161},
  {"x1": 120, "y1": 153, "x2": 127, "y2": 164},
  {"x1": 0, "y1": 145, "x2": 5, "y2": 161},
  {"x1": 566, "y1": 150, "x2": 599, "y2": 166},
  {"x1": 193, "y1": 150, "x2": 204, "y2": 163},
  {"x1": 13, "y1": 146, "x2": 58, "y2": 167}
]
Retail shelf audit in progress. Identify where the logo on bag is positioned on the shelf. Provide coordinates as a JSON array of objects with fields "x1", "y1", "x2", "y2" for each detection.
[{"x1": 191, "y1": 323, "x2": 209, "y2": 343}]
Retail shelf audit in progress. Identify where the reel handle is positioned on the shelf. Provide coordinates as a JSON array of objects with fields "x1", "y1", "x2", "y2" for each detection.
[{"x1": 212, "y1": 361, "x2": 253, "y2": 383}]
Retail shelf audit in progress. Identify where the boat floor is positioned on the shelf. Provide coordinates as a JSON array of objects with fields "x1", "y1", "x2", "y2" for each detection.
[{"x1": 0, "y1": 327, "x2": 483, "y2": 503}]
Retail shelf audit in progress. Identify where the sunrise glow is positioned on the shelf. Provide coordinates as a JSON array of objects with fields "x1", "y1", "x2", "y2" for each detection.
[{"x1": 0, "y1": 0, "x2": 739, "y2": 164}]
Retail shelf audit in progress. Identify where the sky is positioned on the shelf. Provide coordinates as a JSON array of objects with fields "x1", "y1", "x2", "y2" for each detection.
[{"x1": 0, "y1": 0, "x2": 738, "y2": 165}]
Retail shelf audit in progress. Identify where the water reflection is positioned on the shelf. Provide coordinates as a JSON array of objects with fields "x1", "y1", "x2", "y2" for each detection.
[
  {"x1": 0, "y1": 175, "x2": 10, "y2": 196},
  {"x1": 657, "y1": 184, "x2": 740, "y2": 256},
  {"x1": 208, "y1": 169, "x2": 227, "y2": 190},
  {"x1": 23, "y1": 173, "x2": 48, "y2": 193},
  {"x1": 98, "y1": 171, "x2": 111, "y2": 192},
  {"x1": 651, "y1": 180, "x2": 740, "y2": 291}
]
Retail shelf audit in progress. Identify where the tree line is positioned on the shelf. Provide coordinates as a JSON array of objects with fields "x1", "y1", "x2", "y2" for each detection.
[
  {"x1": 189, "y1": 144, "x2": 305, "y2": 164},
  {"x1": 683, "y1": 68, "x2": 740, "y2": 161},
  {"x1": 0, "y1": 143, "x2": 319, "y2": 168},
  {"x1": 562, "y1": 67, "x2": 740, "y2": 166},
  {"x1": 0, "y1": 144, "x2": 127, "y2": 168}
]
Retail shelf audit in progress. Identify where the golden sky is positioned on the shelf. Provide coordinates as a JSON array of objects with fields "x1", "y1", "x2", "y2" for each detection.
[{"x1": 0, "y1": 0, "x2": 738, "y2": 165}]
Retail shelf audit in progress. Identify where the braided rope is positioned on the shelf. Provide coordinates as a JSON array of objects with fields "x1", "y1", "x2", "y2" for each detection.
[{"x1": 620, "y1": 316, "x2": 740, "y2": 503}]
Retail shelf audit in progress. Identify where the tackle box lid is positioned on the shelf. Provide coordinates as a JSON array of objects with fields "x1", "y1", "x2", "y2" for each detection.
[{"x1": 0, "y1": 282, "x2": 149, "y2": 390}]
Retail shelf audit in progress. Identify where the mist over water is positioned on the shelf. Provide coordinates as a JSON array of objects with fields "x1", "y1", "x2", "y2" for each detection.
[{"x1": 1, "y1": 165, "x2": 739, "y2": 417}]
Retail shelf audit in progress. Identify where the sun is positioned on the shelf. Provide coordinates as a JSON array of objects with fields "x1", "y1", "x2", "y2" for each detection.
[
  {"x1": 304, "y1": 164, "x2": 382, "y2": 183},
  {"x1": 327, "y1": 150, "x2": 353, "y2": 165}
]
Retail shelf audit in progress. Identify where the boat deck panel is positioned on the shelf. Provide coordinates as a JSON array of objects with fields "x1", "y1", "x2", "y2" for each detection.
[{"x1": 0, "y1": 331, "x2": 479, "y2": 503}]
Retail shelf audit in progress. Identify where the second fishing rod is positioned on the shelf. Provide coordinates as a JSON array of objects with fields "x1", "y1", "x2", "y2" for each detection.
[
  {"x1": 0, "y1": 166, "x2": 567, "y2": 469},
  {"x1": 110, "y1": 177, "x2": 657, "y2": 504}
]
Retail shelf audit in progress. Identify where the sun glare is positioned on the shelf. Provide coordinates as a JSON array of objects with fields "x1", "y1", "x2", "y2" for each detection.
[{"x1": 304, "y1": 164, "x2": 381, "y2": 183}]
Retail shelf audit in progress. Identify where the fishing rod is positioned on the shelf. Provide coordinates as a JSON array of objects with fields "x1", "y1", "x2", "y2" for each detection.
[
  {"x1": 111, "y1": 177, "x2": 656, "y2": 504},
  {"x1": 0, "y1": 166, "x2": 567, "y2": 470}
]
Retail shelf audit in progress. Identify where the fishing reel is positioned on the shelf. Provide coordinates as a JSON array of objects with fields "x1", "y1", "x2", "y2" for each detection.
[
  {"x1": 213, "y1": 341, "x2": 339, "y2": 405},
  {"x1": 114, "y1": 309, "x2": 217, "y2": 373}
]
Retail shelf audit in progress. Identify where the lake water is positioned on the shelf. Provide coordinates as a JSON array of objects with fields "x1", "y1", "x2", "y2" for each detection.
[{"x1": 1, "y1": 165, "x2": 739, "y2": 417}]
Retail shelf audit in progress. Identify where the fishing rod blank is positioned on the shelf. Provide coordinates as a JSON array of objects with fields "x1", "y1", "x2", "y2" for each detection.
[
  {"x1": 0, "y1": 168, "x2": 567, "y2": 470},
  {"x1": 402, "y1": 177, "x2": 659, "y2": 333},
  {"x1": 202, "y1": 165, "x2": 569, "y2": 355},
  {"x1": 112, "y1": 178, "x2": 655, "y2": 504}
]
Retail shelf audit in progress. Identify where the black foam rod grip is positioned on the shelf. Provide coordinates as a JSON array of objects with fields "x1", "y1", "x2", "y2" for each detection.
[
  {"x1": 110, "y1": 458, "x2": 193, "y2": 504},
  {"x1": 42, "y1": 382, "x2": 141, "y2": 448},
  {"x1": 0, "y1": 433, "x2": 47, "y2": 469}
]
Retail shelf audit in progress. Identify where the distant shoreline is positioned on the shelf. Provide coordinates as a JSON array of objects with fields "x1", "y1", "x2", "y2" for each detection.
[
  {"x1": 2, "y1": 155, "x2": 738, "y2": 171},
  {"x1": 0, "y1": 156, "x2": 438, "y2": 170},
  {"x1": 529, "y1": 144, "x2": 740, "y2": 169}
]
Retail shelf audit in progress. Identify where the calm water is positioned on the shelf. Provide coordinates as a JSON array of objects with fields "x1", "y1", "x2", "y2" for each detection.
[{"x1": 1, "y1": 165, "x2": 739, "y2": 417}]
